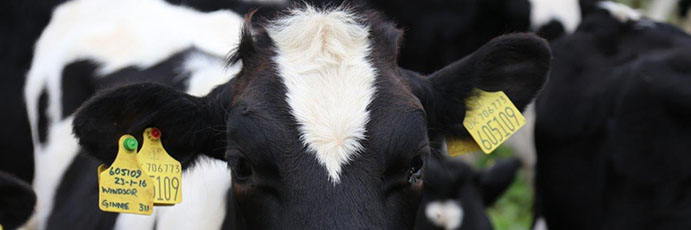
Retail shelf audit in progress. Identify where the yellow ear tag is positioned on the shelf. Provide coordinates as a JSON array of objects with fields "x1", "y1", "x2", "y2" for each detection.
[
  {"x1": 446, "y1": 136, "x2": 482, "y2": 157},
  {"x1": 136, "y1": 128, "x2": 182, "y2": 205},
  {"x1": 98, "y1": 135, "x2": 154, "y2": 215},
  {"x1": 460, "y1": 89, "x2": 526, "y2": 154}
]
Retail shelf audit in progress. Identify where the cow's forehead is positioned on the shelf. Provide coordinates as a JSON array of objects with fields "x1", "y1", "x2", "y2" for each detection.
[{"x1": 266, "y1": 7, "x2": 377, "y2": 184}]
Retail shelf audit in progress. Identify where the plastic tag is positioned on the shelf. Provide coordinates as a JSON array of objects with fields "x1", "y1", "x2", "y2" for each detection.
[
  {"x1": 136, "y1": 128, "x2": 182, "y2": 205},
  {"x1": 446, "y1": 136, "x2": 482, "y2": 157},
  {"x1": 462, "y1": 89, "x2": 526, "y2": 154},
  {"x1": 98, "y1": 135, "x2": 154, "y2": 215}
]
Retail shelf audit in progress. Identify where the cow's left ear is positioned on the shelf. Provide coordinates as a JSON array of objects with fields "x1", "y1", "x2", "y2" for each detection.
[
  {"x1": 73, "y1": 82, "x2": 229, "y2": 166},
  {"x1": 407, "y1": 33, "x2": 550, "y2": 137},
  {"x1": 475, "y1": 158, "x2": 521, "y2": 206},
  {"x1": 0, "y1": 172, "x2": 36, "y2": 229}
]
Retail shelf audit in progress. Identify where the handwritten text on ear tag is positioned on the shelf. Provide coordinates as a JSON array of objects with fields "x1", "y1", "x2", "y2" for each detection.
[
  {"x1": 136, "y1": 128, "x2": 182, "y2": 205},
  {"x1": 461, "y1": 89, "x2": 526, "y2": 154},
  {"x1": 98, "y1": 135, "x2": 154, "y2": 215}
]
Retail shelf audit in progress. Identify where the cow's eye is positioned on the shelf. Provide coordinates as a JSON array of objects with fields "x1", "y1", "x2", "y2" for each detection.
[
  {"x1": 232, "y1": 157, "x2": 253, "y2": 182},
  {"x1": 408, "y1": 155, "x2": 423, "y2": 184}
]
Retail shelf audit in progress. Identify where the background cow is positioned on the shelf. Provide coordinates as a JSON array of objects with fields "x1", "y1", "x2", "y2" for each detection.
[
  {"x1": 534, "y1": 2, "x2": 691, "y2": 229},
  {"x1": 23, "y1": 0, "x2": 242, "y2": 228},
  {"x1": 417, "y1": 157, "x2": 521, "y2": 230},
  {"x1": 0, "y1": 171, "x2": 37, "y2": 230}
]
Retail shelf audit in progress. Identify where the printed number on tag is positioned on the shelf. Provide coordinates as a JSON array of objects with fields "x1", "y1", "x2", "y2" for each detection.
[
  {"x1": 462, "y1": 89, "x2": 526, "y2": 154},
  {"x1": 137, "y1": 128, "x2": 182, "y2": 205},
  {"x1": 98, "y1": 135, "x2": 154, "y2": 215}
]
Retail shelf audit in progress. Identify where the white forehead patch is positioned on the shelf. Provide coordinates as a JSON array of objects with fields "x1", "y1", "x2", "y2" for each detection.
[
  {"x1": 267, "y1": 7, "x2": 376, "y2": 184},
  {"x1": 425, "y1": 200, "x2": 464, "y2": 230}
]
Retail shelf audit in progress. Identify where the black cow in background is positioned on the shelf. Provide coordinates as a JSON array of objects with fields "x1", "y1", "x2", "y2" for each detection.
[
  {"x1": 0, "y1": 0, "x2": 66, "y2": 186},
  {"x1": 534, "y1": 2, "x2": 691, "y2": 229},
  {"x1": 0, "y1": 171, "x2": 36, "y2": 230},
  {"x1": 417, "y1": 157, "x2": 521, "y2": 230}
]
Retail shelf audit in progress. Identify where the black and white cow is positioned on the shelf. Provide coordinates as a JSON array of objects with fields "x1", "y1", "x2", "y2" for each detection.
[
  {"x1": 416, "y1": 157, "x2": 521, "y2": 230},
  {"x1": 66, "y1": 4, "x2": 550, "y2": 230},
  {"x1": 0, "y1": 171, "x2": 37, "y2": 230},
  {"x1": 534, "y1": 2, "x2": 691, "y2": 230},
  {"x1": 24, "y1": 0, "x2": 242, "y2": 228}
]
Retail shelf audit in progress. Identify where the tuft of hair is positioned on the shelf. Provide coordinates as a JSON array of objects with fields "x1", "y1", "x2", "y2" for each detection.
[
  {"x1": 267, "y1": 5, "x2": 369, "y2": 66},
  {"x1": 228, "y1": 10, "x2": 259, "y2": 66},
  {"x1": 0, "y1": 172, "x2": 36, "y2": 229},
  {"x1": 267, "y1": 5, "x2": 377, "y2": 184}
]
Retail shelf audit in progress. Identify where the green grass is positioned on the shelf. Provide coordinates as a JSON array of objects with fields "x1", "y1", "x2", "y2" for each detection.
[{"x1": 473, "y1": 145, "x2": 533, "y2": 230}]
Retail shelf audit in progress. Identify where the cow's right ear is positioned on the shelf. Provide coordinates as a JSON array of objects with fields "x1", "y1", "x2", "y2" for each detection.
[
  {"x1": 405, "y1": 33, "x2": 550, "y2": 137},
  {"x1": 72, "y1": 82, "x2": 228, "y2": 166}
]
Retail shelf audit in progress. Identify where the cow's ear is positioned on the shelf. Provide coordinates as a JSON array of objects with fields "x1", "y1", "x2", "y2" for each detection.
[
  {"x1": 407, "y1": 33, "x2": 550, "y2": 137},
  {"x1": 72, "y1": 82, "x2": 228, "y2": 166},
  {"x1": 0, "y1": 172, "x2": 36, "y2": 229},
  {"x1": 476, "y1": 158, "x2": 521, "y2": 206}
]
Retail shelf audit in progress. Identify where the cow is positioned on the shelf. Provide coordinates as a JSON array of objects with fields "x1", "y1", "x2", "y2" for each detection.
[
  {"x1": 23, "y1": 0, "x2": 242, "y2": 228},
  {"x1": 416, "y1": 156, "x2": 521, "y2": 230},
  {"x1": 0, "y1": 171, "x2": 37, "y2": 230},
  {"x1": 67, "y1": 3, "x2": 550, "y2": 229},
  {"x1": 533, "y1": 1, "x2": 691, "y2": 229}
]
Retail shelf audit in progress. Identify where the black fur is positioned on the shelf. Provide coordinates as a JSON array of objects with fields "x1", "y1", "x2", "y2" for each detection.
[
  {"x1": 404, "y1": 33, "x2": 551, "y2": 139},
  {"x1": 0, "y1": 171, "x2": 36, "y2": 229},
  {"x1": 415, "y1": 157, "x2": 521, "y2": 230},
  {"x1": 534, "y1": 8, "x2": 691, "y2": 230},
  {"x1": 47, "y1": 153, "x2": 118, "y2": 229},
  {"x1": 0, "y1": 0, "x2": 64, "y2": 184}
]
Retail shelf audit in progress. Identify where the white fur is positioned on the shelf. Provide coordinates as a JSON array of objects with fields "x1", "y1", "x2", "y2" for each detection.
[
  {"x1": 647, "y1": 0, "x2": 678, "y2": 21},
  {"x1": 183, "y1": 52, "x2": 239, "y2": 97},
  {"x1": 29, "y1": 118, "x2": 80, "y2": 230},
  {"x1": 598, "y1": 1, "x2": 642, "y2": 22},
  {"x1": 267, "y1": 7, "x2": 377, "y2": 184},
  {"x1": 113, "y1": 157, "x2": 231, "y2": 230},
  {"x1": 152, "y1": 156, "x2": 231, "y2": 230},
  {"x1": 425, "y1": 200, "x2": 464, "y2": 230},
  {"x1": 533, "y1": 217, "x2": 548, "y2": 230},
  {"x1": 25, "y1": 0, "x2": 242, "y2": 147},
  {"x1": 24, "y1": 0, "x2": 242, "y2": 229},
  {"x1": 529, "y1": 0, "x2": 581, "y2": 33}
]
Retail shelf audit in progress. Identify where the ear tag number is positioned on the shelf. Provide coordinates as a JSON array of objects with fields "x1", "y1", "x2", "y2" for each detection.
[
  {"x1": 136, "y1": 128, "x2": 182, "y2": 205},
  {"x1": 98, "y1": 135, "x2": 154, "y2": 215},
  {"x1": 458, "y1": 89, "x2": 526, "y2": 154}
]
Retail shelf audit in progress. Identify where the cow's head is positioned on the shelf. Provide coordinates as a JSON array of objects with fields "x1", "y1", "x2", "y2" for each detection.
[
  {"x1": 73, "y1": 6, "x2": 549, "y2": 229},
  {"x1": 416, "y1": 157, "x2": 521, "y2": 230}
]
